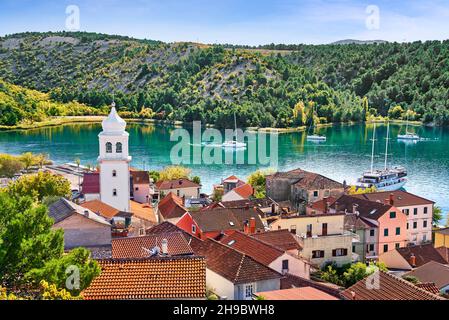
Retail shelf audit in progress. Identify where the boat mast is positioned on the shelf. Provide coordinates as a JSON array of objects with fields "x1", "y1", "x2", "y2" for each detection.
[
  {"x1": 384, "y1": 121, "x2": 390, "y2": 170},
  {"x1": 234, "y1": 112, "x2": 238, "y2": 142},
  {"x1": 405, "y1": 110, "x2": 409, "y2": 134},
  {"x1": 370, "y1": 123, "x2": 376, "y2": 173}
]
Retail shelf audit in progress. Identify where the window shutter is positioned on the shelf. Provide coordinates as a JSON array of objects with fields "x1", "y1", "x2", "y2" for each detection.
[
  {"x1": 332, "y1": 249, "x2": 336, "y2": 257},
  {"x1": 343, "y1": 249, "x2": 348, "y2": 256}
]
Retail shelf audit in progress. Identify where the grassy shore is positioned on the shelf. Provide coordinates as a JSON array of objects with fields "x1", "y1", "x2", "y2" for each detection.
[{"x1": 0, "y1": 116, "x2": 427, "y2": 133}]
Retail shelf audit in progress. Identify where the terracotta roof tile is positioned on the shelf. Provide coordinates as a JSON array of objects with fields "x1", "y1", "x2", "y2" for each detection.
[
  {"x1": 331, "y1": 194, "x2": 392, "y2": 220},
  {"x1": 397, "y1": 244, "x2": 448, "y2": 267},
  {"x1": 415, "y1": 282, "x2": 441, "y2": 295},
  {"x1": 404, "y1": 261, "x2": 449, "y2": 289},
  {"x1": 232, "y1": 183, "x2": 254, "y2": 199},
  {"x1": 112, "y1": 232, "x2": 193, "y2": 259},
  {"x1": 352, "y1": 190, "x2": 434, "y2": 207},
  {"x1": 81, "y1": 200, "x2": 121, "y2": 219},
  {"x1": 252, "y1": 229, "x2": 302, "y2": 251},
  {"x1": 190, "y1": 207, "x2": 264, "y2": 233},
  {"x1": 268, "y1": 169, "x2": 342, "y2": 190},
  {"x1": 130, "y1": 200, "x2": 156, "y2": 223},
  {"x1": 147, "y1": 221, "x2": 186, "y2": 235},
  {"x1": 82, "y1": 257, "x2": 206, "y2": 300},
  {"x1": 156, "y1": 179, "x2": 200, "y2": 190},
  {"x1": 157, "y1": 193, "x2": 188, "y2": 220},
  {"x1": 130, "y1": 170, "x2": 150, "y2": 184},
  {"x1": 221, "y1": 197, "x2": 277, "y2": 209},
  {"x1": 219, "y1": 231, "x2": 285, "y2": 265},
  {"x1": 281, "y1": 273, "x2": 342, "y2": 298},
  {"x1": 341, "y1": 271, "x2": 445, "y2": 300},
  {"x1": 436, "y1": 246, "x2": 449, "y2": 262},
  {"x1": 310, "y1": 196, "x2": 337, "y2": 212},
  {"x1": 255, "y1": 287, "x2": 339, "y2": 300},
  {"x1": 190, "y1": 237, "x2": 282, "y2": 284}
]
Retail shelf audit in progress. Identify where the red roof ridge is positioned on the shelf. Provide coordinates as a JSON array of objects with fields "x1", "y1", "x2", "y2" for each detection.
[
  {"x1": 212, "y1": 238, "x2": 284, "y2": 282},
  {"x1": 343, "y1": 270, "x2": 445, "y2": 300}
]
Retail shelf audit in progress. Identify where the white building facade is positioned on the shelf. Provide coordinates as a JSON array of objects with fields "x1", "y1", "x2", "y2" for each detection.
[{"x1": 98, "y1": 105, "x2": 132, "y2": 212}]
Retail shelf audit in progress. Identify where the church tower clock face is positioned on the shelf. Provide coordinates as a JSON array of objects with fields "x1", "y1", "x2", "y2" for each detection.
[{"x1": 98, "y1": 103, "x2": 132, "y2": 213}]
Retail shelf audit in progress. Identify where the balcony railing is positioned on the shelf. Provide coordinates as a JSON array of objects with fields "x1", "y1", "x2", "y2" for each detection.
[{"x1": 294, "y1": 230, "x2": 360, "y2": 247}]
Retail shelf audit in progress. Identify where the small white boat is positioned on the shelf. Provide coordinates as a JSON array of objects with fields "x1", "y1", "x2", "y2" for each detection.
[
  {"x1": 222, "y1": 140, "x2": 247, "y2": 149},
  {"x1": 307, "y1": 135, "x2": 327, "y2": 141},
  {"x1": 397, "y1": 133, "x2": 420, "y2": 141},
  {"x1": 398, "y1": 110, "x2": 420, "y2": 141},
  {"x1": 221, "y1": 112, "x2": 247, "y2": 149},
  {"x1": 306, "y1": 105, "x2": 326, "y2": 142}
]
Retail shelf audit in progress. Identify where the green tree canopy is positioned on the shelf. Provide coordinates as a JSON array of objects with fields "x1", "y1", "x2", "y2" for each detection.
[{"x1": 7, "y1": 171, "x2": 71, "y2": 202}]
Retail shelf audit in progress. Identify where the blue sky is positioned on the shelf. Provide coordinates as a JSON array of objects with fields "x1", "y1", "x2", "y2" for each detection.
[{"x1": 0, "y1": 0, "x2": 448, "y2": 45}]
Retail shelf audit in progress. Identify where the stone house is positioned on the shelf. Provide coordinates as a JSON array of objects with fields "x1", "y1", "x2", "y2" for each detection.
[
  {"x1": 266, "y1": 168, "x2": 344, "y2": 213},
  {"x1": 49, "y1": 198, "x2": 111, "y2": 249}
]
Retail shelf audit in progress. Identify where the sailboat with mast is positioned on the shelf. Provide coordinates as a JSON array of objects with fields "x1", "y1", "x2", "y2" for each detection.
[
  {"x1": 398, "y1": 109, "x2": 420, "y2": 141},
  {"x1": 306, "y1": 105, "x2": 326, "y2": 142},
  {"x1": 222, "y1": 112, "x2": 247, "y2": 149},
  {"x1": 356, "y1": 122, "x2": 407, "y2": 191}
]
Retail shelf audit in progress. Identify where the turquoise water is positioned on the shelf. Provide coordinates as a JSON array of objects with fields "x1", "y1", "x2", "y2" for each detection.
[{"x1": 0, "y1": 122, "x2": 448, "y2": 218}]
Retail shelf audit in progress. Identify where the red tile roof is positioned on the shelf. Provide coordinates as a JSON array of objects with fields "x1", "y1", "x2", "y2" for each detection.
[
  {"x1": 252, "y1": 229, "x2": 302, "y2": 251},
  {"x1": 396, "y1": 244, "x2": 448, "y2": 267},
  {"x1": 190, "y1": 237, "x2": 283, "y2": 284},
  {"x1": 82, "y1": 257, "x2": 206, "y2": 300},
  {"x1": 190, "y1": 207, "x2": 264, "y2": 233},
  {"x1": 219, "y1": 231, "x2": 285, "y2": 266},
  {"x1": 81, "y1": 200, "x2": 120, "y2": 219},
  {"x1": 232, "y1": 183, "x2": 254, "y2": 199},
  {"x1": 281, "y1": 273, "x2": 342, "y2": 298},
  {"x1": 112, "y1": 232, "x2": 193, "y2": 259},
  {"x1": 436, "y1": 246, "x2": 449, "y2": 262},
  {"x1": 255, "y1": 287, "x2": 339, "y2": 300},
  {"x1": 147, "y1": 221, "x2": 187, "y2": 235},
  {"x1": 331, "y1": 194, "x2": 392, "y2": 220},
  {"x1": 404, "y1": 261, "x2": 449, "y2": 289},
  {"x1": 341, "y1": 271, "x2": 445, "y2": 300},
  {"x1": 156, "y1": 179, "x2": 200, "y2": 190},
  {"x1": 223, "y1": 175, "x2": 244, "y2": 183},
  {"x1": 310, "y1": 196, "x2": 337, "y2": 212},
  {"x1": 352, "y1": 190, "x2": 434, "y2": 207},
  {"x1": 130, "y1": 200, "x2": 156, "y2": 223},
  {"x1": 130, "y1": 170, "x2": 150, "y2": 184},
  {"x1": 81, "y1": 173, "x2": 100, "y2": 194},
  {"x1": 415, "y1": 282, "x2": 441, "y2": 295},
  {"x1": 157, "y1": 192, "x2": 188, "y2": 220},
  {"x1": 268, "y1": 169, "x2": 343, "y2": 190}
]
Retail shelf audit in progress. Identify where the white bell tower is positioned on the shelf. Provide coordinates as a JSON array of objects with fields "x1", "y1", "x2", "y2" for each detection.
[{"x1": 98, "y1": 103, "x2": 131, "y2": 212}]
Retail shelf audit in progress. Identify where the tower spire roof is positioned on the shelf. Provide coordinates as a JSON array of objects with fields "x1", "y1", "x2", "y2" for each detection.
[{"x1": 102, "y1": 103, "x2": 126, "y2": 133}]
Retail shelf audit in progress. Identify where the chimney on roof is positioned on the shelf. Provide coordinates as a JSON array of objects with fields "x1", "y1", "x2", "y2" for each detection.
[
  {"x1": 243, "y1": 220, "x2": 249, "y2": 234},
  {"x1": 409, "y1": 253, "x2": 416, "y2": 268},
  {"x1": 249, "y1": 217, "x2": 256, "y2": 234},
  {"x1": 350, "y1": 291, "x2": 356, "y2": 300},
  {"x1": 384, "y1": 198, "x2": 390, "y2": 205},
  {"x1": 389, "y1": 193, "x2": 394, "y2": 206},
  {"x1": 84, "y1": 210, "x2": 90, "y2": 218},
  {"x1": 161, "y1": 238, "x2": 168, "y2": 256}
]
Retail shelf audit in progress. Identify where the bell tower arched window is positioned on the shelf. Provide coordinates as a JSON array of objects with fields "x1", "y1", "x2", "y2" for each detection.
[
  {"x1": 113, "y1": 189, "x2": 117, "y2": 197},
  {"x1": 116, "y1": 142, "x2": 123, "y2": 153},
  {"x1": 112, "y1": 170, "x2": 117, "y2": 177},
  {"x1": 106, "y1": 142, "x2": 113, "y2": 153}
]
